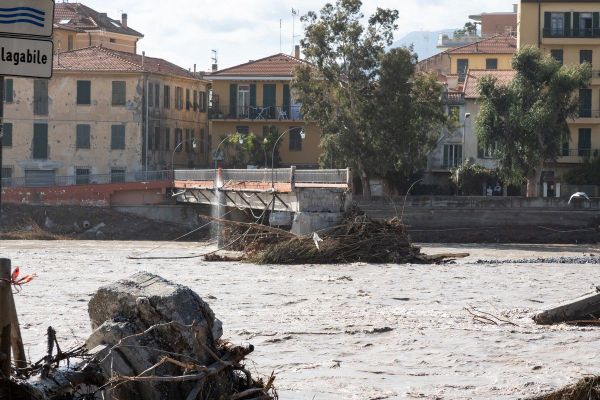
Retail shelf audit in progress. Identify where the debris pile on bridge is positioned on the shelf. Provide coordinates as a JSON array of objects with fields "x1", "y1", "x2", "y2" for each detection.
[
  {"x1": 3, "y1": 272, "x2": 276, "y2": 400},
  {"x1": 208, "y1": 211, "x2": 461, "y2": 264}
]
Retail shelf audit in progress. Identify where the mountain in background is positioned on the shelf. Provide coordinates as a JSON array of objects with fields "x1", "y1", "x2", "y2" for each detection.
[{"x1": 392, "y1": 29, "x2": 454, "y2": 61}]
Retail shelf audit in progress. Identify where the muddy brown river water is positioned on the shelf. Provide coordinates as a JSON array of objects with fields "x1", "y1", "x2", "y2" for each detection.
[{"x1": 0, "y1": 241, "x2": 599, "y2": 399}]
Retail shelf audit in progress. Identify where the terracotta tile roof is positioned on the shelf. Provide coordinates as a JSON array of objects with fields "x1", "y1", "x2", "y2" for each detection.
[
  {"x1": 447, "y1": 35, "x2": 516, "y2": 55},
  {"x1": 54, "y1": 47, "x2": 200, "y2": 80},
  {"x1": 209, "y1": 53, "x2": 309, "y2": 78},
  {"x1": 463, "y1": 69, "x2": 516, "y2": 99},
  {"x1": 54, "y1": 3, "x2": 143, "y2": 38}
]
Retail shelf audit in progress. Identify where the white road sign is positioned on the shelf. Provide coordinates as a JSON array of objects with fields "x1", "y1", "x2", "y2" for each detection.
[
  {"x1": 0, "y1": 0, "x2": 54, "y2": 38},
  {"x1": 0, "y1": 36, "x2": 53, "y2": 78}
]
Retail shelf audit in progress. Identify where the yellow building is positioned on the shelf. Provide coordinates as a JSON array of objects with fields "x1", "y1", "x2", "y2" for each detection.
[
  {"x1": 519, "y1": 0, "x2": 600, "y2": 178},
  {"x1": 207, "y1": 53, "x2": 321, "y2": 168},
  {"x1": 53, "y1": 3, "x2": 143, "y2": 54},
  {"x1": 417, "y1": 35, "x2": 516, "y2": 80},
  {"x1": 1, "y1": 47, "x2": 209, "y2": 185}
]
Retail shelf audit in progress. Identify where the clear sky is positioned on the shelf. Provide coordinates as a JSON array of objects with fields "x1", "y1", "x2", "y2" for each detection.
[{"x1": 68, "y1": 0, "x2": 516, "y2": 71}]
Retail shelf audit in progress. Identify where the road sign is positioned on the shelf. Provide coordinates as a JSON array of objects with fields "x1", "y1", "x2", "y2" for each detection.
[
  {"x1": 0, "y1": 36, "x2": 53, "y2": 78},
  {"x1": 0, "y1": 0, "x2": 55, "y2": 38}
]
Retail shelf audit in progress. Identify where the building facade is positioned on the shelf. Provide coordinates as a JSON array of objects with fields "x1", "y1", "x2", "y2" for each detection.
[
  {"x1": 519, "y1": 0, "x2": 600, "y2": 191},
  {"x1": 207, "y1": 53, "x2": 321, "y2": 168},
  {"x1": 1, "y1": 47, "x2": 209, "y2": 186}
]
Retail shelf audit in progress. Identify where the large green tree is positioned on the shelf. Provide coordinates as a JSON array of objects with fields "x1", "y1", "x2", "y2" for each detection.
[
  {"x1": 476, "y1": 46, "x2": 591, "y2": 197},
  {"x1": 292, "y1": 0, "x2": 447, "y2": 197}
]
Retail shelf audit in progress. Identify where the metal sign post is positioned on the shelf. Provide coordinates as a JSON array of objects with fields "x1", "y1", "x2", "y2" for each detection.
[{"x1": 0, "y1": 0, "x2": 54, "y2": 224}]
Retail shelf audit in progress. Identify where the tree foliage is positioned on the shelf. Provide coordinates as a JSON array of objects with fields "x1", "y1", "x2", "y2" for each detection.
[
  {"x1": 220, "y1": 127, "x2": 281, "y2": 168},
  {"x1": 292, "y1": 0, "x2": 447, "y2": 195},
  {"x1": 475, "y1": 46, "x2": 591, "y2": 196},
  {"x1": 453, "y1": 22, "x2": 478, "y2": 37},
  {"x1": 450, "y1": 160, "x2": 500, "y2": 196},
  {"x1": 563, "y1": 157, "x2": 600, "y2": 185}
]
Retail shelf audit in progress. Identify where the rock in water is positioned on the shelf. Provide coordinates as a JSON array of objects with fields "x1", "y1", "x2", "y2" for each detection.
[{"x1": 86, "y1": 272, "x2": 225, "y2": 399}]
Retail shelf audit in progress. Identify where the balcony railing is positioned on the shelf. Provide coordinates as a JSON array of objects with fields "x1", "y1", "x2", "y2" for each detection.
[
  {"x1": 543, "y1": 27, "x2": 600, "y2": 39},
  {"x1": 443, "y1": 92, "x2": 465, "y2": 105},
  {"x1": 209, "y1": 105, "x2": 303, "y2": 121},
  {"x1": 577, "y1": 109, "x2": 600, "y2": 118},
  {"x1": 561, "y1": 148, "x2": 600, "y2": 158}
]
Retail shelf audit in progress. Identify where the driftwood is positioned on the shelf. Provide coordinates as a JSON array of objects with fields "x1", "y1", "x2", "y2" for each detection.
[{"x1": 533, "y1": 292, "x2": 600, "y2": 325}]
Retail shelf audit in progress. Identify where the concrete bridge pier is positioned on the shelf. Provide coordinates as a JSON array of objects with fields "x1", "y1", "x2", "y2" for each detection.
[{"x1": 289, "y1": 187, "x2": 352, "y2": 235}]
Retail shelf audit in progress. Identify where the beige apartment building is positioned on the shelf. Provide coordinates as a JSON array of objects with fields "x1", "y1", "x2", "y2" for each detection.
[
  {"x1": 53, "y1": 2, "x2": 143, "y2": 54},
  {"x1": 519, "y1": 0, "x2": 600, "y2": 192},
  {"x1": 1, "y1": 47, "x2": 209, "y2": 185}
]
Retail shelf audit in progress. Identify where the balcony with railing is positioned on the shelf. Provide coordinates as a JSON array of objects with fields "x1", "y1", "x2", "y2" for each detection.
[
  {"x1": 543, "y1": 27, "x2": 600, "y2": 39},
  {"x1": 209, "y1": 105, "x2": 304, "y2": 121},
  {"x1": 574, "y1": 108, "x2": 600, "y2": 123},
  {"x1": 443, "y1": 92, "x2": 465, "y2": 105},
  {"x1": 559, "y1": 148, "x2": 600, "y2": 163}
]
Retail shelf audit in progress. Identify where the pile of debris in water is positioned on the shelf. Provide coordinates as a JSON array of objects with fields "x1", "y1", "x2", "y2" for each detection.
[
  {"x1": 207, "y1": 211, "x2": 465, "y2": 265},
  {"x1": 2, "y1": 272, "x2": 276, "y2": 400}
]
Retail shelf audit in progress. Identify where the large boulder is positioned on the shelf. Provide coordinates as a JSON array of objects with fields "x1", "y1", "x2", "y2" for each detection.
[{"x1": 86, "y1": 272, "x2": 225, "y2": 399}]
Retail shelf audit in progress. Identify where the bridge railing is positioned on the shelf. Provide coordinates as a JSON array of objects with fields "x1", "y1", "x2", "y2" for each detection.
[
  {"x1": 174, "y1": 170, "x2": 215, "y2": 181},
  {"x1": 294, "y1": 169, "x2": 350, "y2": 185},
  {"x1": 1, "y1": 170, "x2": 173, "y2": 188}
]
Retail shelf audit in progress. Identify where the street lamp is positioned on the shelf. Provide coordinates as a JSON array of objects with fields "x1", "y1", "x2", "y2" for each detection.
[
  {"x1": 213, "y1": 133, "x2": 245, "y2": 170},
  {"x1": 271, "y1": 127, "x2": 305, "y2": 190},
  {"x1": 171, "y1": 138, "x2": 197, "y2": 176}
]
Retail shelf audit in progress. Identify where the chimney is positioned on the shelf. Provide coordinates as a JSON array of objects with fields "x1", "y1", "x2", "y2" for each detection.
[
  {"x1": 294, "y1": 45, "x2": 300, "y2": 59},
  {"x1": 122, "y1": 13, "x2": 128, "y2": 27},
  {"x1": 212, "y1": 63, "x2": 218, "y2": 72},
  {"x1": 100, "y1": 12, "x2": 107, "y2": 18},
  {"x1": 194, "y1": 63, "x2": 197, "y2": 74}
]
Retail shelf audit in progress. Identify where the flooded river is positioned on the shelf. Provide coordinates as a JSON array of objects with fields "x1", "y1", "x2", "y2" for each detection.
[{"x1": 1, "y1": 240, "x2": 599, "y2": 399}]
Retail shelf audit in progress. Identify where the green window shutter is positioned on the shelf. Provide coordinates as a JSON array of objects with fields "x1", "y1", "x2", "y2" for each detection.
[
  {"x1": 2, "y1": 123, "x2": 12, "y2": 147},
  {"x1": 283, "y1": 84, "x2": 291, "y2": 115},
  {"x1": 111, "y1": 125, "x2": 125, "y2": 150},
  {"x1": 544, "y1": 12, "x2": 551, "y2": 30},
  {"x1": 263, "y1": 84, "x2": 276, "y2": 108},
  {"x1": 34, "y1": 80, "x2": 48, "y2": 115},
  {"x1": 112, "y1": 81, "x2": 126, "y2": 106},
  {"x1": 564, "y1": 12, "x2": 571, "y2": 36},
  {"x1": 250, "y1": 84, "x2": 256, "y2": 107},
  {"x1": 77, "y1": 80, "x2": 91, "y2": 105},
  {"x1": 4, "y1": 79, "x2": 13, "y2": 103},
  {"x1": 229, "y1": 83, "x2": 237, "y2": 117},
  {"x1": 33, "y1": 123, "x2": 48, "y2": 159},
  {"x1": 573, "y1": 12, "x2": 580, "y2": 36},
  {"x1": 76, "y1": 124, "x2": 91, "y2": 149},
  {"x1": 593, "y1": 12, "x2": 599, "y2": 37}
]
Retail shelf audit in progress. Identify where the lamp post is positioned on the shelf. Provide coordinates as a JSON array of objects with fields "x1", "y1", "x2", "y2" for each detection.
[
  {"x1": 271, "y1": 127, "x2": 305, "y2": 190},
  {"x1": 171, "y1": 138, "x2": 197, "y2": 177},
  {"x1": 213, "y1": 133, "x2": 245, "y2": 170}
]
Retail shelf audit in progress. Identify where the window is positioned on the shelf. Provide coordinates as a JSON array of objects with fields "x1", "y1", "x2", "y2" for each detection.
[
  {"x1": 75, "y1": 168, "x2": 90, "y2": 185},
  {"x1": 148, "y1": 83, "x2": 154, "y2": 107},
  {"x1": 33, "y1": 123, "x2": 48, "y2": 159},
  {"x1": 154, "y1": 126, "x2": 160, "y2": 151},
  {"x1": 486, "y1": 58, "x2": 498, "y2": 70},
  {"x1": 577, "y1": 12, "x2": 594, "y2": 37},
  {"x1": 238, "y1": 85, "x2": 250, "y2": 117},
  {"x1": 479, "y1": 141, "x2": 497, "y2": 159},
  {"x1": 578, "y1": 128, "x2": 592, "y2": 156},
  {"x1": 579, "y1": 88, "x2": 592, "y2": 117},
  {"x1": 550, "y1": 49, "x2": 563, "y2": 65},
  {"x1": 289, "y1": 126, "x2": 303, "y2": 151},
  {"x1": 236, "y1": 126, "x2": 250, "y2": 135},
  {"x1": 76, "y1": 124, "x2": 91, "y2": 149},
  {"x1": 110, "y1": 168, "x2": 126, "y2": 183},
  {"x1": 550, "y1": 12, "x2": 565, "y2": 36},
  {"x1": 186, "y1": 89, "x2": 191, "y2": 110},
  {"x1": 175, "y1": 129, "x2": 183, "y2": 152},
  {"x1": 4, "y1": 78, "x2": 13, "y2": 103},
  {"x1": 443, "y1": 144, "x2": 462, "y2": 168},
  {"x1": 580, "y1": 50, "x2": 593, "y2": 64},
  {"x1": 199, "y1": 128, "x2": 205, "y2": 154},
  {"x1": 68, "y1": 35, "x2": 74, "y2": 50},
  {"x1": 457, "y1": 59, "x2": 468, "y2": 82},
  {"x1": 448, "y1": 106, "x2": 460, "y2": 122},
  {"x1": 112, "y1": 81, "x2": 126, "y2": 106},
  {"x1": 164, "y1": 127, "x2": 170, "y2": 151},
  {"x1": 185, "y1": 129, "x2": 190, "y2": 152},
  {"x1": 193, "y1": 90, "x2": 198, "y2": 111},
  {"x1": 175, "y1": 87, "x2": 183, "y2": 109},
  {"x1": 2, "y1": 123, "x2": 12, "y2": 147},
  {"x1": 77, "y1": 80, "x2": 91, "y2": 105},
  {"x1": 164, "y1": 85, "x2": 171, "y2": 109},
  {"x1": 33, "y1": 79, "x2": 48, "y2": 115},
  {"x1": 154, "y1": 84, "x2": 160, "y2": 108},
  {"x1": 191, "y1": 129, "x2": 195, "y2": 153},
  {"x1": 200, "y1": 91, "x2": 207, "y2": 112},
  {"x1": 1, "y1": 167, "x2": 12, "y2": 179},
  {"x1": 111, "y1": 125, "x2": 125, "y2": 150}
]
